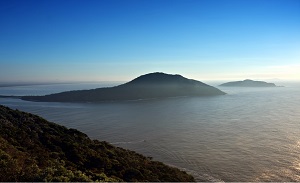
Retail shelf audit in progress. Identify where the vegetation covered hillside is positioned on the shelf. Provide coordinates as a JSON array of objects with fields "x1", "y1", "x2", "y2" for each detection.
[{"x1": 0, "y1": 105, "x2": 194, "y2": 182}]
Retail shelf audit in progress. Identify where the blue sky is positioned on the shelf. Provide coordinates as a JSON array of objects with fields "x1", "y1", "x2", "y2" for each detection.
[{"x1": 0, "y1": 0, "x2": 299, "y2": 82}]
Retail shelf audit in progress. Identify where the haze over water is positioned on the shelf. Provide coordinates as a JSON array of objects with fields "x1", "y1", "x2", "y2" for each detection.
[{"x1": 1, "y1": 82, "x2": 299, "y2": 181}]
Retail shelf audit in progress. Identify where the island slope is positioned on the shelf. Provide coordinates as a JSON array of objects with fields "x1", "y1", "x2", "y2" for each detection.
[
  {"x1": 22, "y1": 72, "x2": 226, "y2": 102},
  {"x1": 0, "y1": 105, "x2": 195, "y2": 182},
  {"x1": 219, "y1": 79, "x2": 277, "y2": 87}
]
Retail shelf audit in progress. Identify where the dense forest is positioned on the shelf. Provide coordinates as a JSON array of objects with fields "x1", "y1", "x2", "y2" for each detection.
[{"x1": 0, "y1": 105, "x2": 195, "y2": 182}]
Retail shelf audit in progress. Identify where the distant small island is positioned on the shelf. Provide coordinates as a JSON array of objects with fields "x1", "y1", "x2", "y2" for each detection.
[
  {"x1": 21, "y1": 72, "x2": 226, "y2": 103},
  {"x1": 219, "y1": 79, "x2": 278, "y2": 87}
]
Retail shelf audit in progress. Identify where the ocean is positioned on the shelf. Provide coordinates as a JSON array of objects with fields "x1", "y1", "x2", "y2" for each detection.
[{"x1": 0, "y1": 81, "x2": 299, "y2": 181}]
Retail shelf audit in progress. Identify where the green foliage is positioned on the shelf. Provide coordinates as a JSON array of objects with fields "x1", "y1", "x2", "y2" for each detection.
[{"x1": 0, "y1": 105, "x2": 195, "y2": 182}]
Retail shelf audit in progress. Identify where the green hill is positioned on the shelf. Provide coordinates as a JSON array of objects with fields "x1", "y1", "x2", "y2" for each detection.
[
  {"x1": 22, "y1": 72, "x2": 226, "y2": 102},
  {"x1": 0, "y1": 105, "x2": 195, "y2": 182}
]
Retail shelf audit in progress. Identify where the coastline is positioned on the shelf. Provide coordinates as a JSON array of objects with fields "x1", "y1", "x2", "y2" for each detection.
[{"x1": 0, "y1": 104, "x2": 195, "y2": 182}]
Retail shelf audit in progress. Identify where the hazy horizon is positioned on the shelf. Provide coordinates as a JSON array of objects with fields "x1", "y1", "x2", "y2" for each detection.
[
  {"x1": 1, "y1": 72, "x2": 300, "y2": 86},
  {"x1": 1, "y1": 0, "x2": 299, "y2": 82}
]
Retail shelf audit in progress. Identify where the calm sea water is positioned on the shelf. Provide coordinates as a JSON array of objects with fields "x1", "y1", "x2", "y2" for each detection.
[{"x1": 0, "y1": 82, "x2": 299, "y2": 181}]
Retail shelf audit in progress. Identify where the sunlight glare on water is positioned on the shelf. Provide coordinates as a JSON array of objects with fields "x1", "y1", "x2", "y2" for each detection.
[{"x1": 0, "y1": 82, "x2": 300, "y2": 181}]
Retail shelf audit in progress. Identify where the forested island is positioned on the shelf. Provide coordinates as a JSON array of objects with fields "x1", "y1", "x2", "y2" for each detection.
[
  {"x1": 219, "y1": 79, "x2": 277, "y2": 87},
  {"x1": 21, "y1": 72, "x2": 226, "y2": 102},
  {"x1": 0, "y1": 105, "x2": 195, "y2": 182}
]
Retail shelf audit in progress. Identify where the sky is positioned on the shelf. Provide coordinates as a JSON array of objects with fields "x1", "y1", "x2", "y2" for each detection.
[{"x1": 0, "y1": 0, "x2": 299, "y2": 82}]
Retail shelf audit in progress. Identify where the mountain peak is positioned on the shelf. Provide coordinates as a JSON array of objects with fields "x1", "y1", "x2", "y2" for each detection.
[
  {"x1": 127, "y1": 72, "x2": 186, "y2": 85},
  {"x1": 21, "y1": 72, "x2": 226, "y2": 102}
]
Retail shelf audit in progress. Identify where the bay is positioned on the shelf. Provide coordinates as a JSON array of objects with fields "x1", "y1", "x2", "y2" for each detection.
[{"x1": 0, "y1": 82, "x2": 299, "y2": 181}]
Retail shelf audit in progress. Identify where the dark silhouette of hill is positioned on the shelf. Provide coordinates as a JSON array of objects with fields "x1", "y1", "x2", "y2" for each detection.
[
  {"x1": 0, "y1": 105, "x2": 195, "y2": 182},
  {"x1": 22, "y1": 72, "x2": 226, "y2": 102},
  {"x1": 219, "y1": 79, "x2": 277, "y2": 87}
]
